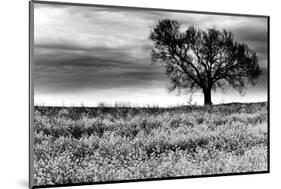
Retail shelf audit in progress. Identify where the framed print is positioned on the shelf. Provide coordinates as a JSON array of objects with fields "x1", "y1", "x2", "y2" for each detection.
[{"x1": 29, "y1": 0, "x2": 270, "y2": 188}]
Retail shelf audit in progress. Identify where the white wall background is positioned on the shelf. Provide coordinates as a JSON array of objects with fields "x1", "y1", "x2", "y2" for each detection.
[{"x1": 0, "y1": 0, "x2": 279, "y2": 188}]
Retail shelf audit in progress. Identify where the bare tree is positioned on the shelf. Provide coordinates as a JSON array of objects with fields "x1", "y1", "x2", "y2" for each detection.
[{"x1": 149, "y1": 19, "x2": 261, "y2": 105}]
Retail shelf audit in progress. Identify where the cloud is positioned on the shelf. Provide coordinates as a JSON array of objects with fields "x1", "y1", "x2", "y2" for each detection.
[{"x1": 34, "y1": 45, "x2": 166, "y2": 94}]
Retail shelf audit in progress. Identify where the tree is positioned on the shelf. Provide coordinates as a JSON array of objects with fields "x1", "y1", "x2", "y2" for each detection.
[{"x1": 149, "y1": 19, "x2": 262, "y2": 105}]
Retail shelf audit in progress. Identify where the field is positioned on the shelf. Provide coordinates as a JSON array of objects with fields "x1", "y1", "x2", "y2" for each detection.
[{"x1": 33, "y1": 102, "x2": 268, "y2": 186}]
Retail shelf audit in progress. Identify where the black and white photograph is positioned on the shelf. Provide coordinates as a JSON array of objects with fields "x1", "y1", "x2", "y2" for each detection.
[{"x1": 30, "y1": 1, "x2": 269, "y2": 188}]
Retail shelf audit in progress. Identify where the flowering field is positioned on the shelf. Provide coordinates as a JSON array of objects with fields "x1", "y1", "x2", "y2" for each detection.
[{"x1": 33, "y1": 102, "x2": 268, "y2": 186}]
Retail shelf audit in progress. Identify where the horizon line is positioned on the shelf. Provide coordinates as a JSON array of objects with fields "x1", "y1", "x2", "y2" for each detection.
[{"x1": 34, "y1": 100, "x2": 268, "y2": 108}]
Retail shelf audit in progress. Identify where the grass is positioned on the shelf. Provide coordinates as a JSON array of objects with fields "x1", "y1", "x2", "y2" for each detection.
[{"x1": 33, "y1": 102, "x2": 268, "y2": 186}]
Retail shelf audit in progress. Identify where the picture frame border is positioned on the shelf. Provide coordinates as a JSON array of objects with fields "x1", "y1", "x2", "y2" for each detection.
[{"x1": 29, "y1": 1, "x2": 270, "y2": 188}]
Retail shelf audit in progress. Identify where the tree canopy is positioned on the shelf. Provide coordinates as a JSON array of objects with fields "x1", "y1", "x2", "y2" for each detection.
[{"x1": 149, "y1": 19, "x2": 261, "y2": 105}]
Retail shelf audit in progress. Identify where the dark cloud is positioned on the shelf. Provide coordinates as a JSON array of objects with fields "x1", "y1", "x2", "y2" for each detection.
[
  {"x1": 234, "y1": 26, "x2": 267, "y2": 43},
  {"x1": 34, "y1": 46, "x2": 166, "y2": 94}
]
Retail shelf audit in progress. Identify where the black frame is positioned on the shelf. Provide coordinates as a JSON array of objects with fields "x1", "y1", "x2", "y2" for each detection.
[{"x1": 29, "y1": 0, "x2": 270, "y2": 188}]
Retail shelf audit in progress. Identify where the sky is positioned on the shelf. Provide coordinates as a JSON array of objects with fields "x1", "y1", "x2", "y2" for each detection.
[{"x1": 33, "y1": 3, "x2": 268, "y2": 107}]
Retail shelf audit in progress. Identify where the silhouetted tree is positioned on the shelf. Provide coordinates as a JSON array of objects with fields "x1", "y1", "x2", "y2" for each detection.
[{"x1": 149, "y1": 19, "x2": 262, "y2": 105}]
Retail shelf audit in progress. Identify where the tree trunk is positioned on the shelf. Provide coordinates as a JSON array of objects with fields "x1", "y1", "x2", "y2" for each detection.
[{"x1": 203, "y1": 88, "x2": 212, "y2": 105}]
